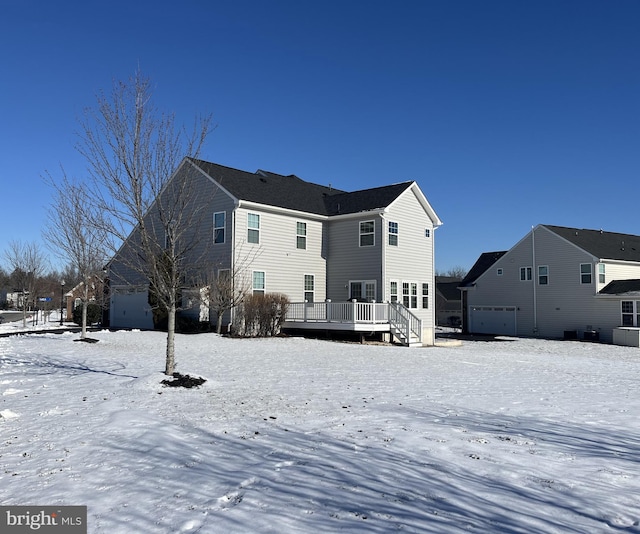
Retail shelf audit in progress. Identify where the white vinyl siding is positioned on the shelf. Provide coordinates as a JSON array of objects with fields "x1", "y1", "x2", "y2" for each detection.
[{"x1": 235, "y1": 208, "x2": 326, "y2": 303}]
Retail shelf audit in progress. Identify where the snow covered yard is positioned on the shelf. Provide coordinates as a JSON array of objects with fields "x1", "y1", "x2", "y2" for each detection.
[{"x1": 1, "y1": 328, "x2": 639, "y2": 533}]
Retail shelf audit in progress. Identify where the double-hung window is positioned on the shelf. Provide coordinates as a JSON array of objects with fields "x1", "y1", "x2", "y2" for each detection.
[
  {"x1": 598, "y1": 264, "x2": 606, "y2": 284},
  {"x1": 580, "y1": 263, "x2": 591, "y2": 284},
  {"x1": 359, "y1": 221, "x2": 374, "y2": 247},
  {"x1": 297, "y1": 222, "x2": 307, "y2": 250},
  {"x1": 422, "y1": 283, "x2": 429, "y2": 308},
  {"x1": 538, "y1": 266, "x2": 549, "y2": 285},
  {"x1": 248, "y1": 213, "x2": 260, "y2": 244},
  {"x1": 388, "y1": 221, "x2": 398, "y2": 246},
  {"x1": 214, "y1": 212, "x2": 226, "y2": 244}
]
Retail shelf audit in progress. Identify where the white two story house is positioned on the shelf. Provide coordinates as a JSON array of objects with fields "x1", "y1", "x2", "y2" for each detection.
[
  {"x1": 107, "y1": 158, "x2": 442, "y2": 345},
  {"x1": 460, "y1": 224, "x2": 640, "y2": 343}
]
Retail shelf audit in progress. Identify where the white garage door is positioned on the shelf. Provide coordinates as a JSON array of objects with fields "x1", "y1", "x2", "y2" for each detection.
[
  {"x1": 469, "y1": 306, "x2": 516, "y2": 336},
  {"x1": 110, "y1": 288, "x2": 154, "y2": 330}
]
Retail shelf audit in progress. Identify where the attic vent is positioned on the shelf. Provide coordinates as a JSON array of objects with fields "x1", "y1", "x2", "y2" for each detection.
[{"x1": 621, "y1": 240, "x2": 625, "y2": 251}]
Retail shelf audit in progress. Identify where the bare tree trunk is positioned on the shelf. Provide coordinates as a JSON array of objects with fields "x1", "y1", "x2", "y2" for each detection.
[{"x1": 165, "y1": 300, "x2": 176, "y2": 375}]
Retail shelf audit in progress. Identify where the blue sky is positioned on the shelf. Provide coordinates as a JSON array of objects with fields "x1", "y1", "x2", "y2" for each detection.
[{"x1": 1, "y1": 0, "x2": 638, "y2": 273}]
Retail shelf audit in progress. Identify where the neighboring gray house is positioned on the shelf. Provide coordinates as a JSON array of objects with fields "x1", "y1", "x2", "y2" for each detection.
[
  {"x1": 459, "y1": 225, "x2": 640, "y2": 343},
  {"x1": 435, "y1": 276, "x2": 462, "y2": 327},
  {"x1": 108, "y1": 158, "x2": 442, "y2": 345}
]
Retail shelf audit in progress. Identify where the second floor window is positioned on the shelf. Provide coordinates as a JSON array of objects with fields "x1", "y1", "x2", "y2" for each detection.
[
  {"x1": 248, "y1": 213, "x2": 260, "y2": 244},
  {"x1": 388, "y1": 221, "x2": 398, "y2": 246},
  {"x1": 580, "y1": 263, "x2": 591, "y2": 284},
  {"x1": 599, "y1": 263, "x2": 606, "y2": 284},
  {"x1": 360, "y1": 221, "x2": 374, "y2": 247},
  {"x1": 520, "y1": 267, "x2": 532, "y2": 281},
  {"x1": 297, "y1": 222, "x2": 307, "y2": 249},
  {"x1": 214, "y1": 212, "x2": 225, "y2": 244},
  {"x1": 538, "y1": 266, "x2": 549, "y2": 285}
]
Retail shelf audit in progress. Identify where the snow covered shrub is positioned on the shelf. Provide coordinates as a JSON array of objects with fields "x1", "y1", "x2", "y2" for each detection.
[{"x1": 234, "y1": 293, "x2": 289, "y2": 337}]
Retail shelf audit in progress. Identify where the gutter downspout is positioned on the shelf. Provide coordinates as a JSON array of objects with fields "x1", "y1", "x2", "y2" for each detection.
[{"x1": 531, "y1": 225, "x2": 538, "y2": 335}]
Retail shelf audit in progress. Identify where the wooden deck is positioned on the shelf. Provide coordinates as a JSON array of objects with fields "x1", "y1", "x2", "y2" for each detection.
[{"x1": 283, "y1": 301, "x2": 424, "y2": 346}]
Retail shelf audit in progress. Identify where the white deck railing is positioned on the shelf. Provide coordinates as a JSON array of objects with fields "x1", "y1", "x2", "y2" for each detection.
[{"x1": 286, "y1": 300, "x2": 389, "y2": 324}]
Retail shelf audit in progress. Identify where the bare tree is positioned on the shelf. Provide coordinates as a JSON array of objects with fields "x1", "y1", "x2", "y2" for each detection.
[
  {"x1": 43, "y1": 172, "x2": 107, "y2": 339},
  {"x1": 436, "y1": 266, "x2": 468, "y2": 279},
  {"x1": 78, "y1": 70, "x2": 212, "y2": 375},
  {"x1": 4, "y1": 241, "x2": 49, "y2": 327}
]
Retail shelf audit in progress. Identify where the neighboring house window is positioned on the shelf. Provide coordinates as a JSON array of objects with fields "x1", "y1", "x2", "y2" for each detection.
[
  {"x1": 390, "y1": 281, "x2": 398, "y2": 302},
  {"x1": 248, "y1": 213, "x2": 260, "y2": 244},
  {"x1": 304, "y1": 274, "x2": 314, "y2": 302},
  {"x1": 297, "y1": 222, "x2": 307, "y2": 250},
  {"x1": 520, "y1": 267, "x2": 532, "y2": 281},
  {"x1": 402, "y1": 282, "x2": 418, "y2": 309},
  {"x1": 580, "y1": 263, "x2": 592, "y2": 284},
  {"x1": 252, "y1": 271, "x2": 265, "y2": 295},
  {"x1": 497, "y1": 268, "x2": 503, "y2": 276},
  {"x1": 214, "y1": 212, "x2": 226, "y2": 244},
  {"x1": 422, "y1": 283, "x2": 429, "y2": 309},
  {"x1": 350, "y1": 280, "x2": 376, "y2": 302},
  {"x1": 598, "y1": 264, "x2": 606, "y2": 284},
  {"x1": 538, "y1": 266, "x2": 549, "y2": 285},
  {"x1": 388, "y1": 221, "x2": 398, "y2": 246},
  {"x1": 359, "y1": 221, "x2": 375, "y2": 247},
  {"x1": 621, "y1": 301, "x2": 640, "y2": 326},
  {"x1": 425, "y1": 229, "x2": 431, "y2": 238}
]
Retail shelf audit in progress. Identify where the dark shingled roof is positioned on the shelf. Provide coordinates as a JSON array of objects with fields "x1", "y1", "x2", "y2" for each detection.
[
  {"x1": 436, "y1": 279, "x2": 463, "y2": 301},
  {"x1": 460, "y1": 251, "x2": 507, "y2": 287},
  {"x1": 544, "y1": 225, "x2": 640, "y2": 262},
  {"x1": 189, "y1": 158, "x2": 413, "y2": 216},
  {"x1": 599, "y1": 279, "x2": 640, "y2": 296}
]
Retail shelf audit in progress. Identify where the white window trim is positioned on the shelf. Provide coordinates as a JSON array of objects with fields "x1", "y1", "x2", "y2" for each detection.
[
  {"x1": 359, "y1": 220, "x2": 375, "y2": 247},
  {"x1": 402, "y1": 281, "x2": 418, "y2": 309},
  {"x1": 390, "y1": 280, "x2": 399, "y2": 303},
  {"x1": 598, "y1": 263, "x2": 606, "y2": 284},
  {"x1": 621, "y1": 300, "x2": 640, "y2": 326},
  {"x1": 538, "y1": 265, "x2": 549, "y2": 285},
  {"x1": 520, "y1": 266, "x2": 532, "y2": 281},
  {"x1": 252, "y1": 270, "x2": 265, "y2": 294},
  {"x1": 214, "y1": 211, "x2": 226, "y2": 244},
  {"x1": 388, "y1": 221, "x2": 398, "y2": 246},
  {"x1": 580, "y1": 263, "x2": 592, "y2": 284},
  {"x1": 248, "y1": 213, "x2": 260, "y2": 244},
  {"x1": 349, "y1": 280, "x2": 377, "y2": 302},
  {"x1": 296, "y1": 221, "x2": 307, "y2": 250},
  {"x1": 304, "y1": 274, "x2": 315, "y2": 302}
]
